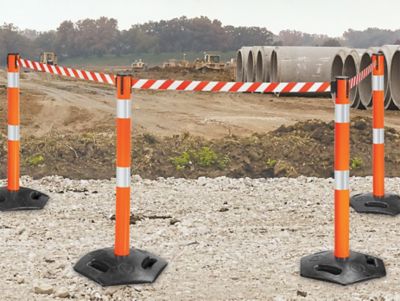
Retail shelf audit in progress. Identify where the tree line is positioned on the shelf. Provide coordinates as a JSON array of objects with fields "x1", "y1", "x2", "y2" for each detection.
[{"x1": 1, "y1": 16, "x2": 400, "y2": 65}]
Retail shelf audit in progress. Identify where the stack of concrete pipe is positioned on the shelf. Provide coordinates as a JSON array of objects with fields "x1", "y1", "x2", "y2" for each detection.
[{"x1": 236, "y1": 45, "x2": 400, "y2": 110}]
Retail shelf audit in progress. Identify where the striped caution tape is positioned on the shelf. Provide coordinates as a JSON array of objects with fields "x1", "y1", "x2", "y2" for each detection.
[
  {"x1": 348, "y1": 63, "x2": 374, "y2": 90},
  {"x1": 17, "y1": 57, "x2": 331, "y2": 93},
  {"x1": 130, "y1": 79, "x2": 331, "y2": 93},
  {"x1": 18, "y1": 58, "x2": 115, "y2": 85}
]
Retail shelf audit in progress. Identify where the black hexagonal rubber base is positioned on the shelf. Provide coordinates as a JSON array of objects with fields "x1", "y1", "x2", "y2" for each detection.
[
  {"x1": 74, "y1": 247, "x2": 168, "y2": 286},
  {"x1": 0, "y1": 187, "x2": 49, "y2": 211},
  {"x1": 300, "y1": 250, "x2": 386, "y2": 285},
  {"x1": 350, "y1": 193, "x2": 400, "y2": 216}
]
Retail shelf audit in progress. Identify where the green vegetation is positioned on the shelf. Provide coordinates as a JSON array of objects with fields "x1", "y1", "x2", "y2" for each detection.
[
  {"x1": 170, "y1": 151, "x2": 191, "y2": 171},
  {"x1": 27, "y1": 154, "x2": 45, "y2": 166},
  {"x1": 350, "y1": 157, "x2": 363, "y2": 170},
  {"x1": 266, "y1": 158, "x2": 277, "y2": 168},
  {"x1": 170, "y1": 147, "x2": 229, "y2": 171}
]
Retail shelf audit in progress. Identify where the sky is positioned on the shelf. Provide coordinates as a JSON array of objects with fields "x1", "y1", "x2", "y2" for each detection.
[{"x1": 1, "y1": 0, "x2": 400, "y2": 37}]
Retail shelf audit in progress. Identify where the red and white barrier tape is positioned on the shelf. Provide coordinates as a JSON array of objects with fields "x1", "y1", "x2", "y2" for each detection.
[
  {"x1": 17, "y1": 58, "x2": 331, "y2": 93},
  {"x1": 130, "y1": 79, "x2": 331, "y2": 93},
  {"x1": 18, "y1": 58, "x2": 115, "y2": 85},
  {"x1": 349, "y1": 63, "x2": 374, "y2": 90}
]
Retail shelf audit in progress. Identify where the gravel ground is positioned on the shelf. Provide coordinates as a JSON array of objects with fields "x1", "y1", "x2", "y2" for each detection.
[{"x1": 0, "y1": 176, "x2": 399, "y2": 301}]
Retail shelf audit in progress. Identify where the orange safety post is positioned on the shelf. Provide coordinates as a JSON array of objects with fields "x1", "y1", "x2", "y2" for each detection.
[
  {"x1": 334, "y1": 77, "x2": 350, "y2": 259},
  {"x1": 7, "y1": 53, "x2": 20, "y2": 191},
  {"x1": 74, "y1": 74, "x2": 167, "y2": 286},
  {"x1": 350, "y1": 53, "x2": 400, "y2": 215},
  {"x1": 0, "y1": 53, "x2": 49, "y2": 211},
  {"x1": 115, "y1": 74, "x2": 132, "y2": 256},
  {"x1": 300, "y1": 76, "x2": 386, "y2": 285}
]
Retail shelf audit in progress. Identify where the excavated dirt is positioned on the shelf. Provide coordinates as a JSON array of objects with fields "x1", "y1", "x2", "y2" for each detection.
[
  {"x1": 1, "y1": 117, "x2": 400, "y2": 180},
  {"x1": 1, "y1": 70, "x2": 400, "y2": 180},
  {"x1": 3, "y1": 70, "x2": 400, "y2": 140}
]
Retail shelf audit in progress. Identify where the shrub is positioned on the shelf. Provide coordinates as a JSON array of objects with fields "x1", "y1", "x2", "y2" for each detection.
[{"x1": 27, "y1": 154, "x2": 45, "y2": 166}]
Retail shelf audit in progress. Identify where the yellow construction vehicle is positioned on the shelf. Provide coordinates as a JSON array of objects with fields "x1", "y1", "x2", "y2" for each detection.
[
  {"x1": 194, "y1": 53, "x2": 226, "y2": 71},
  {"x1": 131, "y1": 59, "x2": 148, "y2": 71},
  {"x1": 162, "y1": 53, "x2": 191, "y2": 69},
  {"x1": 40, "y1": 52, "x2": 58, "y2": 65}
]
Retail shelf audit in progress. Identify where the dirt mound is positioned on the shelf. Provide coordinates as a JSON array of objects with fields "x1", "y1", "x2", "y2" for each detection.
[
  {"x1": 1, "y1": 117, "x2": 399, "y2": 180},
  {"x1": 137, "y1": 67, "x2": 234, "y2": 82}
]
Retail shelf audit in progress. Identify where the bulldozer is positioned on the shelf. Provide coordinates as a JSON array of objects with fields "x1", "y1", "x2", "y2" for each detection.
[
  {"x1": 40, "y1": 52, "x2": 57, "y2": 65},
  {"x1": 131, "y1": 59, "x2": 148, "y2": 71},
  {"x1": 162, "y1": 53, "x2": 191, "y2": 69},
  {"x1": 194, "y1": 53, "x2": 226, "y2": 71}
]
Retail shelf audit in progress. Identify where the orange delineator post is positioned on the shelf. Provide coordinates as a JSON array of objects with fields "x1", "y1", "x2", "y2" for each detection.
[
  {"x1": 115, "y1": 74, "x2": 132, "y2": 257},
  {"x1": 7, "y1": 54, "x2": 20, "y2": 191},
  {"x1": 0, "y1": 53, "x2": 48, "y2": 211},
  {"x1": 74, "y1": 74, "x2": 167, "y2": 286},
  {"x1": 334, "y1": 78, "x2": 350, "y2": 259},
  {"x1": 350, "y1": 53, "x2": 400, "y2": 216},
  {"x1": 300, "y1": 76, "x2": 386, "y2": 285},
  {"x1": 372, "y1": 54, "x2": 385, "y2": 197}
]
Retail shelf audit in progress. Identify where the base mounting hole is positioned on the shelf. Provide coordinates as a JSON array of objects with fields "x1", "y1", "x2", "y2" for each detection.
[
  {"x1": 88, "y1": 260, "x2": 110, "y2": 273},
  {"x1": 366, "y1": 256, "x2": 377, "y2": 267},
  {"x1": 365, "y1": 201, "x2": 388, "y2": 208},
  {"x1": 30, "y1": 192, "x2": 41, "y2": 200},
  {"x1": 142, "y1": 256, "x2": 157, "y2": 269},
  {"x1": 315, "y1": 264, "x2": 342, "y2": 275}
]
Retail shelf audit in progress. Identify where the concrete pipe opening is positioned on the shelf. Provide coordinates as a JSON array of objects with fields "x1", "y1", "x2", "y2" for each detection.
[
  {"x1": 236, "y1": 50, "x2": 244, "y2": 82},
  {"x1": 270, "y1": 50, "x2": 278, "y2": 82},
  {"x1": 384, "y1": 56, "x2": 393, "y2": 109},
  {"x1": 247, "y1": 50, "x2": 255, "y2": 82},
  {"x1": 256, "y1": 50, "x2": 264, "y2": 82},
  {"x1": 343, "y1": 55, "x2": 358, "y2": 107},
  {"x1": 379, "y1": 45, "x2": 399, "y2": 109},
  {"x1": 331, "y1": 54, "x2": 343, "y2": 81},
  {"x1": 359, "y1": 53, "x2": 372, "y2": 107},
  {"x1": 383, "y1": 54, "x2": 392, "y2": 109},
  {"x1": 390, "y1": 50, "x2": 400, "y2": 109}
]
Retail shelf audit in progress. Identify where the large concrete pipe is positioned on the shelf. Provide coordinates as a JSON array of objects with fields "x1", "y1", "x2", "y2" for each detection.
[
  {"x1": 389, "y1": 46, "x2": 400, "y2": 109},
  {"x1": 379, "y1": 45, "x2": 398, "y2": 109},
  {"x1": 358, "y1": 47, "x2": 379, "y2": 107},
  {"x1": 246, "y1": 47, "x2": 261, "y2": 82},
  {"x1": 255, "y1": 46, "x2": 274, "y2": 82},
  {"x1": 270, "y1": 46, "x2": 343, "y2": 84},
  {"x1": 331, "y1": 48, "x2": 351, "y2": 81},
  {"x1": 236, "y1": 47, "x2": 252, "y2": 82},
  {"x1": 343, "y1": 49, "x2": 365, "y2": 108},
  {"x1": 331, "y1": 53, "x2": 344, "y2": 81}
]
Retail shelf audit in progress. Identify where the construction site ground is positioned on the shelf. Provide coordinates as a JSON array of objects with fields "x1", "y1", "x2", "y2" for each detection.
[{"x1": 0, "y1": 176, "x2": 399, "y2": 301}]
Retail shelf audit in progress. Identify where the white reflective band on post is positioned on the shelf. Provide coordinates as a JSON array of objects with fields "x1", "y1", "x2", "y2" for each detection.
[
  {"x1": 335, "y1": 170, "x2": 349, "y2": 190},
  {"x1": 116, "y1": 167, "x2": 130, "y2": 188},
  {"x1": 7, "y1": 72, "x2": 19, "y2": 88},
  {"x1": 373, "y1": 128, "x2": 384, "y2": 144},
  {"x1": 372, "y1": 75, "x2": 384, "y2": 91},
  {"x1": 335, "y1": 104, "x2": 350, "y2": 123},
  {"x1": 116, "y1": 99, "x2": 132, "y2": 119},
  {"x1": 7, "y1": 125, "x2": 20, "y2": 141}
]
